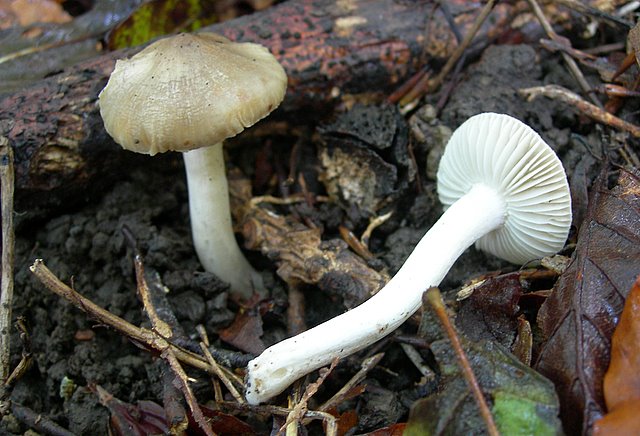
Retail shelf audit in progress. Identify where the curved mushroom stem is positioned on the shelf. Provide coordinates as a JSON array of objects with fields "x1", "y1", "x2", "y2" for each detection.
[
  {"x1": 183, "y1": 144, "x2": 264, "y2": 301},
  {"x1": 245, "y1": 183, "x2": 506, "y2": 404}
]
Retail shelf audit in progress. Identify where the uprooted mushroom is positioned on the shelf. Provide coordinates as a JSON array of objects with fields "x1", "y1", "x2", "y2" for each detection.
[{"x1": 244, "y1": 112, "x2": 572, "y2": 404}]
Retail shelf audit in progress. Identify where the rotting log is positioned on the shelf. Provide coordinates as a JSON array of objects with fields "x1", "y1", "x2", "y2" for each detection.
[{"x1": 0, "y1": 0, "x2": 519, "y2": 217}]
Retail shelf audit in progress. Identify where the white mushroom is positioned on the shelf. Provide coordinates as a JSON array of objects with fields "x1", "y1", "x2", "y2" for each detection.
[
  {"x1": 244, "y1": 112, "x2": 572, "y2": 404},
  {"x1": 98, "y1": 33, "x2": 287, "y2": 301}
]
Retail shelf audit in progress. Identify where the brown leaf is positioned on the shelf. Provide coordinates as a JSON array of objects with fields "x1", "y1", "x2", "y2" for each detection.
[
  {"x1": 456, "y1": 272, "x2": 523, "y2": 350},
  {"x1": 361, "y1": 423, "x2": 406, "y2": 435},
  {"x1": 593, "y1": 401, "x2": 640, "y2": 435},
  {"x1": 592, "y1": 276, "x2": 640, "y2": 435},
  {"x1": 535, "y1": 169, "x2": 640, "y2": 434},
  {"x1": 218, "y1": 310, "x2": 265, "y2": 355},
  {"x1": 0, "y1": 0, "x2": 71, "y2": 29},
  {"x1": 627, "y1": 20, "x2": 640, "y2": 68},
  {"x1": 604, "y1": 275, "x2": 640, "y2": 410}
]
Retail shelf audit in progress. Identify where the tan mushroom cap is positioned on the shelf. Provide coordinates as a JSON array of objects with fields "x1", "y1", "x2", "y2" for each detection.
[
  {"x1": 98, "y1": 32, "x2": 287, "y2": 155},
  {"x1": 437, "y1": 113, "x2": 572, "y2": 264}
]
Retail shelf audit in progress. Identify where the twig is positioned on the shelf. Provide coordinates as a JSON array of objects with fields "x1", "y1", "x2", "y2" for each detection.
[
  {"x1": 555, "y1": 0, "x2": 633, "y2": 28},
  {"x1": 4, "y1": 318, "x2": 32, "y2": 389},
  {"x1": 250, "y1": 193, "x2": 329, "y2": 207},
  {"x1": 526, "y1": 0, "x2": 602, "y2": 108},
  {"x1": 424, "y1": 287, "x2": 500, "y2": 436},
  {"x1": 400, "y1": 343, "x2": 434, "y2": 379},
  {"x1": 280, "y1": 359, "x2": 339, "y2": 435},
  {"x1": 29, "y1": 259, "x2": 217, "y2": 375},
  {"x1": 133, "y1": 254, "x2": 174, "y2": 339},
  {"x1": 339, "y1": 225, "x2": 374, "y2": 260},
  {"x1": 126, "y1": 239, "x2": 214, "y2": 436},
  {"x1": 316, "y1": 352, "x2": 384, "y2": 415},
  {"x1": 163, "y1": 349, "x2": 215, "y2": 436},
  {"x1": 398, "y1": 0, "x2": 496, "y2": 110},
  {"x1": 199, "y1": 342, "x2": 245, "y2": 404},
  {"x1": 287, "y1": 284, "x2": 306, "y2": 336},
  {"x1": 219, "y1": 400, "x2": 337, "y2": 431},
  {"x1": 0, "y1": 138, "x2": 15, "y2": 383},
  {"x1": 519, "y1": 85, "x2": 640, "y2": 137},
  {"x1": 11, "y1": 402, "x2": 75, "y2": 436},
  {"x1": 360, "y1": 211, "x2": 393, "y2": 248}
]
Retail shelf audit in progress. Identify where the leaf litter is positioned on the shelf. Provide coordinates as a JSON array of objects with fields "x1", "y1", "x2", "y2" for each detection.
[{"x1": 536, "y1": 168, "x2": 640, "y2": 434}]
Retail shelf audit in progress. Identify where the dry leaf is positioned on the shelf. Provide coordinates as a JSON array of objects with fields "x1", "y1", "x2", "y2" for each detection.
[
  {"x1": 535, "y1": 169, "x2": 640, "y2": 434},
  {"x1": 218, "y1": 310, "x2": 265, "y2": 355},
  {"x1": 0, "y1": 0, "x2": 71, "y2": 29},
  {"x1": 593, "y1": 275, "x2": 640, "y2": 435}
]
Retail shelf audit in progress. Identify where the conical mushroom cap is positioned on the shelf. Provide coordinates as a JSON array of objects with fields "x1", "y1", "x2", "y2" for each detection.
[
  {"x1": 98, "y1": 32, "x2": 287, "y2": 155},
  {"x1": 437, "y1": 113, "x2": 572, "y2": 264}
]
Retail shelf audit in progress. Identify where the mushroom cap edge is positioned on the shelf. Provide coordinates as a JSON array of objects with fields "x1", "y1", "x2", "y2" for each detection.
[
  {"x1": 98, "y1": 32, "x2": 288, "y2": 155},
  {"x1": 436, "y1": 112, "x2": 572, "y2": 264}
]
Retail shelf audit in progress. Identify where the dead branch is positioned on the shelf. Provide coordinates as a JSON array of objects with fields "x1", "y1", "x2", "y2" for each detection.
[
  {"x1": 29, "y1": 259, "x2": 219, "y2": 375},
  {"x1": 0, "y1": 138, "x2": 14, "y2": 383},
  {"x1": 520, "y1": 85, "x2": 640, "y2": 137},
  {"x1": 0, "y1": 0, "x2": 519, "y2": 217}
]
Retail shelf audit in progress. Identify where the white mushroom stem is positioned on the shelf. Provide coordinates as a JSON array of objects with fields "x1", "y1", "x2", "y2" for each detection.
[
  {"x1": 183, "y1": 143, "x2": 264, "y2": 300},
  {"x1": 245, "y1": 183, "x2": 506, "y2": 404}
]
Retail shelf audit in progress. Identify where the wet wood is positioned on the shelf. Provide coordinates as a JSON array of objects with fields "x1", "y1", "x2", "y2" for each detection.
[{"x1": 0, "y1": 0, "x2": 517, "y2": 216}]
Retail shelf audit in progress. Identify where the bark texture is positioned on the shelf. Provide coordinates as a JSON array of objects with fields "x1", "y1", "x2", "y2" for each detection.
[{"x1": 0, "y1": 0, "x2": 515, "y2": 216}]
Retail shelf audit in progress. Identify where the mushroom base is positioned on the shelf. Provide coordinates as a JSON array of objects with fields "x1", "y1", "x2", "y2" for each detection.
[{"x1": 183, "y1": 144, "x2": 264, "y2": 301}]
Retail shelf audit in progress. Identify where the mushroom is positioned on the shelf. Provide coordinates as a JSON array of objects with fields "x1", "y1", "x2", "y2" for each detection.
[
  {"x1": 244, "y1": 112, "x2": 572, "y2": 404},
  {"x1": 98, "y1": 33, "x2": 287, "y2": 301}
]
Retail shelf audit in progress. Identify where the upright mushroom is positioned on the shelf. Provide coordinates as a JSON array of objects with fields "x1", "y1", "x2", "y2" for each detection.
[
  {"x1": 244, "y1": 112, "x2": 572, "y2": 404},
  {"x1": 98, "y1": 33, "x2": 287, "y2": 301}
]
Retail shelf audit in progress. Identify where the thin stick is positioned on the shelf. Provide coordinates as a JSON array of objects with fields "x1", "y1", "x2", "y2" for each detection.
[
  {"x1": 280, "y1": 359, "x2": 339, "y2": 435},
  {"x1": 218, "y1": 401, "x2": 337, "y2": 432},
  {"x1": 163, "y1": 349, "x2": 215, "y2": 436},
  {"x1": 361, "y1": 211, "x2": 393, "y2": 248},
  {"x1": 316, "y1": 352, "x2": 384, "y2": 414},
  {"x1": 199, "y1": 342, "x2": 245, "y2": 404},
  {"x1": 399, "y1": 0, "x2": 496, "y2": 109},
  {"x1": 520, "y1": 85, "x2": 640, "y2": 138},
  {"x1": 526, "y1": 0, "x2": 602, "y2": 108},
  {"x1": 0, "y1": 139, "x2": 15, "y2": 383},
  {"x1": 29, "y1": 259, "x2": 217, "y2": 374},
  {"x1": 132, "y1": 253, "x2": 173, "y2": 339},
  {"x1": 425, "y1": 288, "x2": 500, "y2": 436},
  {"x1": 429, "y1": 0, "x2": 496, "y2": 92}
]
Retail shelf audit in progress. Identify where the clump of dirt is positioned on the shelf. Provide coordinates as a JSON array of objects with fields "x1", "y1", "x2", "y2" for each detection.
[{"x1": 5, "y1": 43, "x2": 594, "y2": 434}]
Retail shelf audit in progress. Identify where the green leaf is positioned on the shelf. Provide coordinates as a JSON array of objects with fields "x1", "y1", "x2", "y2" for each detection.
[
  {"x1": 107, "y1": 0, "x2": 219, "y2": 50},
  {"x1": 405, "y1": 340, "x2": 562, "y2": 435}
]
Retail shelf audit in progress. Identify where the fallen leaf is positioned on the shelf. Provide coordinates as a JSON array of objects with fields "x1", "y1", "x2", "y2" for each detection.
[
  {"x1": 405, "y1": 339, "x2": 562, "y2": 435},
  {"x1": 535, "y1": 168, "x2": 640, "y2": 434},
  {"x1": 593, "y1": 275, "x2": 640, "y2": 435},
  {"x1": 603, "y1": 275, "x2": 640, "y2": 409},
  {"x1": 106, "y1": 0, "x2": 219, "y2": 50},
  {"x1": 627, "y1": 20, "x2": 640, "y2": 68},
  {"x1": 456, "y1": 271, "x2": 523, "y2": 349},
  {"x1": 593, "y1": 401, "x2": 640, "y2": 435},
  {"x1": 362, "y1": 423, "x2": 406, "y2": 435},
  {"x1": 218, "y1": 310, "x2": 265, "y2": 355},
  {"x1": 0, "y1": 0, "x2": 71, "y2": 29},
  {"x1": 93, "y1": 384, "x2": 170, "y2": 435}
]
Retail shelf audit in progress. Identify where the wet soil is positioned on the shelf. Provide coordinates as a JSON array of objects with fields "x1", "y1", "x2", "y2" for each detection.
[{"x1": 5, "y1": 44, "x2": 608, "y2": 434}]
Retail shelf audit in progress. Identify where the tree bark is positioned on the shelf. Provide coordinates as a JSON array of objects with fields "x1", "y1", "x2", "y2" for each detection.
[{"x1": 0, "y1": 0, "x2": 515, "y2": 217}]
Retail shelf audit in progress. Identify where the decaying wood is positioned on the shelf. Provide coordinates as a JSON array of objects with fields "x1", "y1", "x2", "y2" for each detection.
[
  {"x1": 229, "y1": 171, "x2": 388, "y2": 308},
  {"x1": 0, "y1": 0, "x2": 519, "y2": 216}
]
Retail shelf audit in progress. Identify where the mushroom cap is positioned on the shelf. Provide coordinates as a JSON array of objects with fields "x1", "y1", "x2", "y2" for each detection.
[
  {"x1": 98, "y1": 32, "x2": 287, "y2": 155},
  {"x1": 437, "y1": 112, "x2": 572, "y2": 264}
]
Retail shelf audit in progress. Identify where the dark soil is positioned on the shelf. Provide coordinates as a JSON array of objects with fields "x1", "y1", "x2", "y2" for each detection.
[{"x1": 4, "y1": 44, "x2": 613, "y2": 434}]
